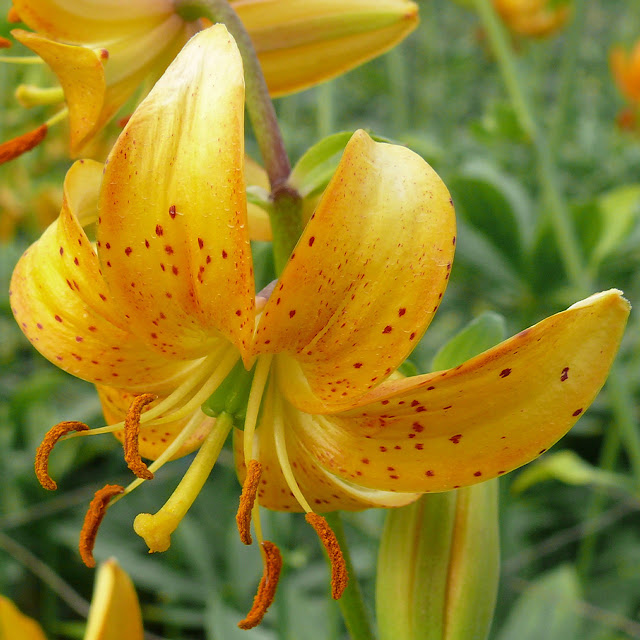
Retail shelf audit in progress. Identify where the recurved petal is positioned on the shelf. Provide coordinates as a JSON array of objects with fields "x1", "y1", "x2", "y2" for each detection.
[
  {"x1": 233, "y1": 380, "x2": 419, "y2": 511},
  {"x1": 99, "y1": 25, "x2": 255, "y2": 362},
  {"x1": 255, "y1": 130, "x2": 456, "y2": 409},
  {"x1": 13, "y1": 0, "x2": 175, "y2": 43},
  {"x1": 84, "y1": 559, "x2": 144, "y2": 640},
  {"x1": 98, "y1": 385, "x2": 214, "y2": 460},
  {"x1": 12, "y1": 29, "x2": 105, "y2": 152},
  {"x1": 289, "y1": 291, "x2": 629, "y2": 493},
  {"x1": 233, "y1": 0, "x2": 418, "y2": 96},
  {"x1": 10, "y1": 160, "x2": 195, "y2": 394},
  {"x1": 0, "y1": 596, "x2": 47, "y2": 640}
]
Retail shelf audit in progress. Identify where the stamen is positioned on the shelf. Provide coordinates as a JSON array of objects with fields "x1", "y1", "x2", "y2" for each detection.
[
  {"x1": 0, "y1": 124, "x2": 47, "y2": 165},
  {"x1": 305, "y1": 513, "x2": 348, "y2": 600},
  {"x1": 236, "y1": 459, "x2": 262, "y2": 545},
  {"x1": 7, "y1": 7, "x2": 20, "y2": 22},
  {"x1": 15, "y1": 84, "x2": 64, "y2": 108},
  {"x1": 0, "y1": 37, "x2": 11, "y2": 49},
  {"x1": 238, "y1": 541, "x2": 282, "y2": 630},
  {"x1": 243, "y1": 354, "x2": 273, "y2": 464},
  {"x1": 133, "y1": 412, "x2": 234, "y2": 553},
  {"x1": 35, "y1": 421, "x2": 89, "y2": 490},
  {"x1": 79, "y1": 484, "x2": 124, "y2": 568},
  {"x1": 124, "y1": 393, "x2": 156, "y2": 480}
]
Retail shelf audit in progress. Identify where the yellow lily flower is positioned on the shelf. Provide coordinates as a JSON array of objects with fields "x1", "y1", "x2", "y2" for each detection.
[
  {"x1": 10, "y1": 25, "x2": 628, "y2": 628},
  {"x1": 3, "y1": 0, "x2": 418, "y2": 158},
  {"x1": 492, "y1": 0, "x2": 570, "y2": 38},
  {"x1": 0, "y1": 559, "x2": 144, "y2": 640}
]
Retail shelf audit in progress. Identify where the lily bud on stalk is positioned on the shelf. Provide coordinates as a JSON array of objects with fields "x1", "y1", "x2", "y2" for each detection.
[{"x1": 377, "y1": 481, "x2": 499, "y2": 640}]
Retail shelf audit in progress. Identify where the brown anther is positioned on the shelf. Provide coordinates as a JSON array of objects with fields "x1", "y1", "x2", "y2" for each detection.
[
  {"x1": 305, "y1": 513, "x2": 348, "y2": 600},
  {"x1": 79, "y1": 484, "x2": 124, "y2": 568},
  {"x1": 238, "y1": 541, "x2": 282, "y2": 629},
  {"x1": 35, "y1": 421, "x2": 89, "y2": 490},
  {"x1": 0, "y1": 37, "x2": 12, "y2": 49},
  {"x1": 0, "y1": 124, "x2": 47, "y2": 165},
  {"x1": 236, "y1": 459, "x2": 262, "y2": 545},
  {"x1": 124, "y1": 393, "x2": 157, "y2": 480},
  {"x1": 7, "y1": 6, "x2": 20, "y2": 22}
]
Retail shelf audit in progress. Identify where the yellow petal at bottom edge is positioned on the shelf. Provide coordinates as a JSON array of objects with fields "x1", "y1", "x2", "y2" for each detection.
[
  {"x1": 289, "y1": 290, "x2": 629, "y2": 493},
  {"x1": 84, "y1": 559, "x2": 143, "y2": 640},
  {"x1": 0, "y1": 596, "x2": 47, "y2": 640}
]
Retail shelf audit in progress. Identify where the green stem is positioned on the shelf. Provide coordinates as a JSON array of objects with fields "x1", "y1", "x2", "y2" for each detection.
[
  {"x1": 175, "y1": 0, "x2": 303, "y2": 269},
  {"x1": 323, "y1": 512, "x2": 376, "y2": 640}
]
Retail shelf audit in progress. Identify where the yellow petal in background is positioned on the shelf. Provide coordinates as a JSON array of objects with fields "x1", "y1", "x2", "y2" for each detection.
[
  {"x1": 10, "y1": 161, "x2": 194, "y2": 394},
  {"x1": 256, "y1": 130, "x2": 456, "y2": 410},
  {"x1": 233, "y1": 0, "x2": 419, "y2": 96},
  {"x1": 0, "y1": 596, "x2": 47, "y2": 640},
  {"x1": 99, "y1": 25, "x2": 255, "y2": 362},
  {"x1": 11, "y1": 30, "x2": 105, "y2": 153},
  {"x1": 292, "y1": 290, "x2": 629, "y2": 493},
  {"x1": 84, "y1": 559, "x2": 144, "y2": 640}
]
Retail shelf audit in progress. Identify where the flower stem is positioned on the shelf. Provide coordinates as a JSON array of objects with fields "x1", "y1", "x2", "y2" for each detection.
[
  {"x1": 323, "y1": 512, "x2": 376, "y2": 640},
  {"x1": 175, "y1": 0, "x2": 303, "y2": 269}
]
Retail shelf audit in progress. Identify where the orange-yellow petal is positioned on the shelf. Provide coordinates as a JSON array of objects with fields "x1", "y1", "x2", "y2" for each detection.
[
  {"x1": 12, "y1": 29, "x2": 105, "y2": 152},
  {"x1": 255, "y1": 130, "x2": 455, "y2": 410},
  {"x1": 233, "y1": 0, "x2": 419, "y2": 96},
  {"x1": 98, "y1": 25, "x2": 254, "y2": 362},
  {"x1": 0, "y1": 596, "x2": 47, "y2": 640},
  {"x1": 98, "y1": 385, "x2": 214, "y2": 461},
  {"x1": 84, "y1": 558, "x2": 144, "y2": 640},
  {"x1": 10, "y1": 160, "x2": 195, "y2": 394},
  {"x1": 289, "y1": 291, "x2": 629, "y2": 493}
]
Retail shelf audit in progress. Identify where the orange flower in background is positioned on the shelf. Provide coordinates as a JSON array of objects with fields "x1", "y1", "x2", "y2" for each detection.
[
  {"x1": 2, "y1": 0, "x2": 418, "y2": 159},
  {"x1": 611, "y1": 40, "x2": 640, "y2": 131},
  {"x1": 493, "y1": 0, "x2": 570, "y2": 38}
]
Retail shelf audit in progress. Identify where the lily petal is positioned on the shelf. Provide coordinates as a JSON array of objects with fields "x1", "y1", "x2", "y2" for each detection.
[
  {"x1": 97, "y1": 385, "x2": 213, "y2": 461},
  {"x1": 84, "y1": 558, "x2": 144, "y2": 640},
  {"x1": 10, "y1": 160, "x2": 195, "y2": 394},
  {"x1": 256, "y1": 130, "x2": 456, "y2": 409},
  {"x1": 289, "y1": 291, "x2": 629, "y2": 493},
  {"x1": 99, "y1": 26, "x2": 255, "y2": 362},
  {"x1": 0, "y1": 596, "x2": 47, "y2": 640},
  {"x1": 13, "y1": 0, "x2": 175, "y2": 43},
  {"x1": 12, "y1": 29, "x2": 105, "y2": 152},
  {"x1": 233, "y1": 0, "x2": 419, "y2": 96}
]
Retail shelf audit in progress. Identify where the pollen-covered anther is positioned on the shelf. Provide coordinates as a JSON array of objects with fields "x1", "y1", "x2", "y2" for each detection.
[
  {"x1": 305, "y1": 513, "x2": 348, "y2": 599},
  {"x1": 236, "y1": 459, "x2": 262, "y2": 545},
  {"x1": 238, "y1": 540, "x2": 282, "y2": 630},
  {"x1": 79, "y1": 484, "x2": 124, "y2": 568},
  {"x1": 0, "y1": 124, "x2": 48, "y2": 165},
  {"x1": 124, "y1": 393, "x2": 157, "y2": 480},
  {"x1": 35, "y1": 421, "x2": 89, "y2": 490}
]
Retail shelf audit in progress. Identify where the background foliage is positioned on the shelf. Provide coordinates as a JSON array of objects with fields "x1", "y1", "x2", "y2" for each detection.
[{"x1": 1, "y1": 0, "x2": 640, "y2": 638}]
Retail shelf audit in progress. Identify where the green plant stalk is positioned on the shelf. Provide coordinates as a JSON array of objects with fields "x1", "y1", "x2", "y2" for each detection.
[
  {"x1": 324, "y1": 512, "x2": 376, "y2": 640},
  {"x1": 317, "y1": 81, "x2": 336, "y2": 139},
  {"x1": 175, "y1": 0, "x2": 303, "y2": 269},
  {"x1": 474, "y1": 0, "x2": 640, "y2": 567}
]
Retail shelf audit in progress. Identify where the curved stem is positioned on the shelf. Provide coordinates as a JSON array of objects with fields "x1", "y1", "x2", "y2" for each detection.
[
  {"x1": 175, "y1": 0, "x2": 303, "y2": 270},
  {"x1": 323, "y1": 512, "x2": 376, "y2": 640}
]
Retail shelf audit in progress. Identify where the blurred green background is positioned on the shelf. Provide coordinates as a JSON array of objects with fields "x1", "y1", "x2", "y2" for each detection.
[{"x1": 1, "y1": 0, "x2": 640, "y2": 638}]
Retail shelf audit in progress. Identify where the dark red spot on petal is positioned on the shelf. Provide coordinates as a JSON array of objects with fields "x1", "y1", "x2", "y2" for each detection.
[
  {"x1": 353, "y1": 362, "x2": 363, "y2": 369},
  {"x1": 398, "y1": 308, "x2": 406, "y2": 317},
  {"x1": 449, "y1": 434, "x2": 462, "y2": 444},
  {"x1": 169, "y1": 205, "x2": 177, "y2": 219},
  {"x1": 164, "y1": 245, "x2": 174, "y2": 255},
  {"x1": 426, "y1": 470, "x2": 435, "y2": 477},
  {"x1": 561, "y1": 367, "x2": 569, "y2": 381},
  {"x1": 54, "y1": 315, "x2": 62, "y2": 323},
  {"x1": 382, "y1": 325, "x2": 392, "y2": 334},
  {"x1": 499, "y1": 368, "x2": 511, "y2": 378},
  {"x1": 124, "y1": 247, "x2": 132, "y2": 256},
  {"x1": 155, "y1": 224, "x2": 163, "y2": 236},
  {"x1": 308, "y1": 236, "x2": 315, "y2": 246},
  {"x1": 289, "y1": 310, "x2": 296, "y2": 318},
  {"x1": 222, "y1": 250, "x2": 227, "y2": 259},
  {"x1": 474, "y1": 471, "x2": 482, "y2": 477},
  {"x1": 198, "y1": 237, "x2": 204, "y2": 249},
  {"x1": 573, "y1": 408, "x2": 583, "y2": 417}
]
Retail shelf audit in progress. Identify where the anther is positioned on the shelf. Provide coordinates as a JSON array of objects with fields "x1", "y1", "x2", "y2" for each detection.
[
  {"x1": 0, "y1": 124, "x2": 47, "y2": 165},
  {"x1": 238, "y1": 541, "x2": 282, "y2": 630},
  {"x1": 0, "y1": 37, "x2": 11, "y2": 49},
  {"x1": 236, "y1": 460, "x2": 262, "y2": 545},
  {"x1": 35, "y1": 421, "x2": 89, "y2": 490},
  {"x1": 7, "y1": 7, "x2": 20, "y2": 22},
  {"x1": 79, "y1": 484, "x2": 124, "y2": 568},
  {"x1": 124, "y1": 394, "x2": 156, "y2": 480},
  {"x1": 305, "y1": 513, "x2": 348, "y2": 600}
]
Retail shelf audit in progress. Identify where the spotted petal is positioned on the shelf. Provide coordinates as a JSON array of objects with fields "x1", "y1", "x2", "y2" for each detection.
[
  {"x1": 288, "y1": 291, "x2": 629, "y2": 493},
  {"x1": 256, "y1": 130, "x2": 456, "y2": 410},
  {"x1": 10, "y1": 160, "x2": 195, "y2": 394},
  {"x1": 233, "y1": 0, "x2": 419, "y2": 96},
  {"x1": 98, "y1": 26, "x2": 255, "y2": 363}
]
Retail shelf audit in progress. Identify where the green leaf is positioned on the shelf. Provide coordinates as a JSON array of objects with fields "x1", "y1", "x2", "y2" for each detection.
[
  {"x1": 496, "y1": 566, "x2": 583, "y2": 640},
  {"x1": 449, "y1": 161, "x2": 533, "y2": 270},
  {"x1": 431, "y1": 311, "x2": 507, "y2": 372},
  {"x1": 511, "y1": 450, "x2": 633, "y2": 495}
]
